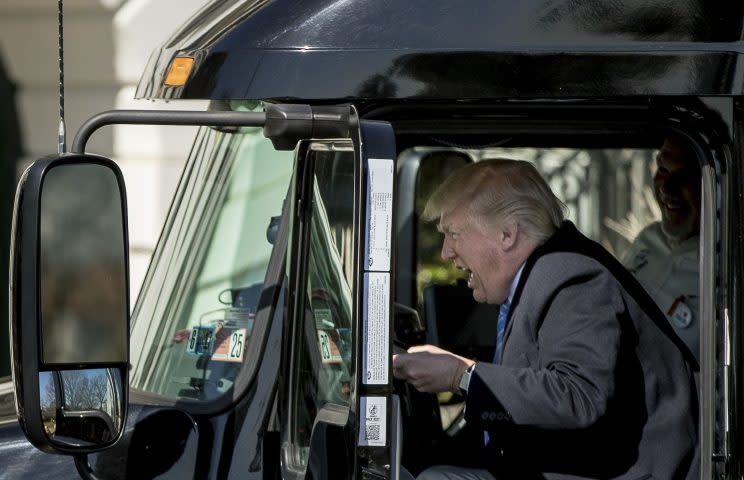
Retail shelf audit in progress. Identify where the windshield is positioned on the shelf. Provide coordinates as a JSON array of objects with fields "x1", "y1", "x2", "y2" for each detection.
[{"x1": 129, "y1": 124, "x2": 293, "y2": 402}]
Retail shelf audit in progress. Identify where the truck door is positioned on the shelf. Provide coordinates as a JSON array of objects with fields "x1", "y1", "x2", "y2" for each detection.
[
  {"x1": 281, "y1": 119, "x2": 400, "y2": 480},
  {"x1": 6, "y1": 106, "x2": 402, "y2": 479}
]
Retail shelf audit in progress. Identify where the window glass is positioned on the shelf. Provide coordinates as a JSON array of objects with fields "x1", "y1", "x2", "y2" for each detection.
[
  {"x1": 415, "y1": 152, "x2": 471, "y2": 301},
  {"x1": 415, "y1": 147, "x2": 658, "y2": 307},
  {"x1": 291, "y1": 148, "x2": 355, "y2": 468},
  {"x1": 477, "y1": 145, "x2": 700, "y2": 361},
  {"x1": 413, "y1": 142, "x2": 702, "y2": 428},
  {"x1": 129, "y1": 125, "x2": 293, "y2": 402}
]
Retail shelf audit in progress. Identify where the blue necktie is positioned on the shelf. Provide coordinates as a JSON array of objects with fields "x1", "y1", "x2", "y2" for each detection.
[
  {"x1": 485, "y1": 300, "x2": 511, "y2": 446},
  {"x1": 493, "y1": 300, "x2": 511, "y2": 364}
]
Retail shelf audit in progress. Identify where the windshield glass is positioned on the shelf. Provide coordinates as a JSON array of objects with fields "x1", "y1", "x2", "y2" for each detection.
[{"x1": 129, "y1": 124, "x2": 293, "y2": 402}]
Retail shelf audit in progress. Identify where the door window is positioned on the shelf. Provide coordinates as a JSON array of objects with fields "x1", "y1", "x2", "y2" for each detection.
[
  {"x1": 289, "y1": 147, "x2": 355, "y2": 468},
  {"x1": 415, "y1": 146, "x2": 660, "y2": 306},
  {"x1": 410, "y1": 140, "x2": 703, "y2": 432}
]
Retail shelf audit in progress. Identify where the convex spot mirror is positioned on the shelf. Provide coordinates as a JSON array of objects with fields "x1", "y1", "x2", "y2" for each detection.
[{"x1": 10, "y1": 154, "x2": 129, "y2": 454}]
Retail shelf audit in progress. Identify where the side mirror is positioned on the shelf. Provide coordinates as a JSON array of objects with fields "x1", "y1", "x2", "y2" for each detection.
[{"x1": 10, "y1": 153, "x2": 129, "y2": 454}]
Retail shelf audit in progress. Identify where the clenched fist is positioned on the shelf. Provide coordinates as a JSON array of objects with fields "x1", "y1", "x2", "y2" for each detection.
[{"x1": 392, "y1": 344, "x2": 475, "y2": 393}]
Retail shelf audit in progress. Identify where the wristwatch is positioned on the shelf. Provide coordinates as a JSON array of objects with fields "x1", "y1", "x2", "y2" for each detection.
[{"x1": 458, "y1": 363, "x2": 476, "y2": 395}]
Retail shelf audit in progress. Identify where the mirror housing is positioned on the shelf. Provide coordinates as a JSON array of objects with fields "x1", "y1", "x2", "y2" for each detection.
[{"x1": 10, "y1": 153, "x2": 130, "y2": 454}]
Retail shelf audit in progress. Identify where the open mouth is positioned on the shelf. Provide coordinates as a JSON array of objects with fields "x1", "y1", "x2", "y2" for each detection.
[
  {"x1": 458, "y1": 266, "x2": 474, "y2": 288},
  {"x1": 662, "y1": 202, "x2": 683, "y2": 211},
  {"x1": 658, "y1": 195, "x2": 688, "y2": 215},
  {"x1": 661, "y1": 202, "x2": 687, "y2": 216}
]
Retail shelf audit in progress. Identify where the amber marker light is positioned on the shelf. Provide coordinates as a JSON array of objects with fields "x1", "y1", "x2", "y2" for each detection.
[{"x1": 164, "y1": 57, "x2": 195, "y2": 87}]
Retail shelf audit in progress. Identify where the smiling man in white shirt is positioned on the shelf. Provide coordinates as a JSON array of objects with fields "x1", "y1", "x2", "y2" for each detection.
[{"x1": 622, "y1": 135, "x2": 701, "y2": 365}]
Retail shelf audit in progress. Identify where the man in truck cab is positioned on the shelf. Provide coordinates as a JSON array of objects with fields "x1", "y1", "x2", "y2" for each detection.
[
  {"x1": 622, "y1": 135, "x2": 701, "y2": 366},
  {"x1": 393, "y1": 159, "x2": 698, "y2": 479}
]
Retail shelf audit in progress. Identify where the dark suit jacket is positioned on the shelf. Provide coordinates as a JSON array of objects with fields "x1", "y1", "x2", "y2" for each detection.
[{"x1": 464, "y1": 221, "x2": 698, "y2": 479}]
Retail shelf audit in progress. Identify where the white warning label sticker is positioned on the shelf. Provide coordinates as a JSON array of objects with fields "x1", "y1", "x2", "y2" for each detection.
[
  {"x1": 365, "y1": 158, "x2": 394, "y2": 272},
  {"x1": 362, "y1": 272, "x2": 389, "y2": 385},
  {"x1": 359, "y1": 396, "x2": 387, "y2": 447}
]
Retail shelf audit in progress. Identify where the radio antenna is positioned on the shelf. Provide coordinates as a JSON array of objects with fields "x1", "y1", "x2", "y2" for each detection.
[{"x1": 57, "y1": 0, "x2": 66, "y2": 153}]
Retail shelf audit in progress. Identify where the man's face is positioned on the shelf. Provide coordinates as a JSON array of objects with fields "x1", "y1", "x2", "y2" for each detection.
[
  {"x1": 653, "y1": 138, "x2": 701, "y2": 241},
  {"x1": 438, "y1": 204, "x2": 512, "y2": 304}
]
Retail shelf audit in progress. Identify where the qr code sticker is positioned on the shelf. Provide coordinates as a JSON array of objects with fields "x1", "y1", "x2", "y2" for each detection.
[
  {"x1": 358, "y1": 396, "x2": 386, "y2": 447},
  {"x1": 364, "y1": 424, "x2": 381, "y2": 442}
]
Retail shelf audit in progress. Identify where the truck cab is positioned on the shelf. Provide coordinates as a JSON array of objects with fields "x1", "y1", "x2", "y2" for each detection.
[{"x1": 3, "y1": 0, "x2": 742, "y2": 478}]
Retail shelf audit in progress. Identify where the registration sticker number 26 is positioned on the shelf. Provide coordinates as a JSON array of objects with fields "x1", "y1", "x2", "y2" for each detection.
[{"x1": 212, "y1": 327, "x2": 247, "y2": 362}]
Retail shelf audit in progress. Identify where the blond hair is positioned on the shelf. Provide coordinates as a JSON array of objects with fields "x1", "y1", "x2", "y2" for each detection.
[{"x1": 422, "y1": 159, "x2": 567, "y2": 244}]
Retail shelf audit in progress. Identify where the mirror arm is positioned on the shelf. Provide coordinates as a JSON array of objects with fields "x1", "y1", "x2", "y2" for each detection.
[
  {"x1": 74, "y1": 454, "x2": 104, "y2": 480},
  {"x1": 71, "y1": 105, "x2": 357, "y2": 154},
  {"x1": 71, "y1": 110, "x2": 267, "y2": 154}
]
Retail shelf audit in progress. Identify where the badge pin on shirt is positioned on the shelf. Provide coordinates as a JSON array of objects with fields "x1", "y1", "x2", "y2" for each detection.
[{"x1": 667, "y1": 296, "x2": 693, "y2": 329}]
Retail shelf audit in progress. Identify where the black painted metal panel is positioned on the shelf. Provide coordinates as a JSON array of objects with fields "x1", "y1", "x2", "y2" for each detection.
[{"x1": 136, "y1": 0, "x2": 744, "y2": 100}]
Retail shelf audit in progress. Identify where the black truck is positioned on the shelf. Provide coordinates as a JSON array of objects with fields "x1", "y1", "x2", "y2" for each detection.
[{"x1": 1, "y1": 0, "x2": 741, "y2": 478}]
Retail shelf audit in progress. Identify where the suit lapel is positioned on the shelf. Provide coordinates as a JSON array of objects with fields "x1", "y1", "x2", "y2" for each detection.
[{"x1": 498, "y1": 222, "x2": 574, "y2": 360}]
